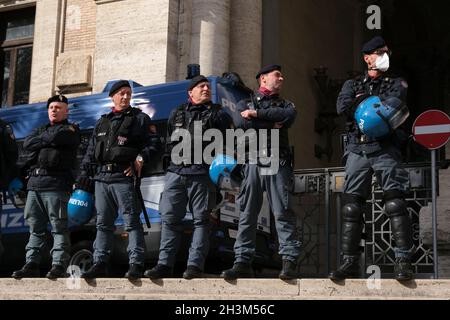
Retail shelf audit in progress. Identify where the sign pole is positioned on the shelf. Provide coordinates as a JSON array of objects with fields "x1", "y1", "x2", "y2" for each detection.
[
  {"x1": 431, "y1": 149, "x2": 439, "y2": 279},
  {"x1": 412, "y1": 109, "x2": 450, "y2": 279}
]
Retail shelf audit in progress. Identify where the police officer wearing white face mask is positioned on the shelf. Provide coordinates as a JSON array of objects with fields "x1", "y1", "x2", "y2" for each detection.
[{"x1": 330, "y1": 36, "x2": 414, "y2": 281}]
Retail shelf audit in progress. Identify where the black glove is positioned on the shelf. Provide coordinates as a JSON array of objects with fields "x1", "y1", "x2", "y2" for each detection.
[
  {"x1": 352, "y1": 93, "x2": 370, "y2": 112},
  {"x1": 345, "y1": 93, "x2": 370, "y2": 118},
  {"x1": 75, "y1": 176, "x2": 94, "y2": 193}
]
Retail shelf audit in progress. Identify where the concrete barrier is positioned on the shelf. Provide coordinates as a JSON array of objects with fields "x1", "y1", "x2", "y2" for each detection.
[{"x1": 0, "y1": 278, "x2": 449, "y2": 300}]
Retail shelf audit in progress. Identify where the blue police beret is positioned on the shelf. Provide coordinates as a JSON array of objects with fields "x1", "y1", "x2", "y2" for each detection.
[
  {"x1": 46, "y1": 94, "x2": 68, "y2": 108},
  {"x1": 256, "y1": 64, "x2": 281, "y2": 79},
  {"x1": 188, "y1": 75, "x2": 209, "y2": 91},
  {"x1": 109, "y1": 80, "x2": 131, "y2": 96},
  {"x1": 362, "y1": 36, "x2": 386, "y2": 54}
]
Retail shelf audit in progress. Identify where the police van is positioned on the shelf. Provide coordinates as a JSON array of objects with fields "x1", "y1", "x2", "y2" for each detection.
[{"x1": 0, "y1": 74, "x2": 278, "y2": 276}]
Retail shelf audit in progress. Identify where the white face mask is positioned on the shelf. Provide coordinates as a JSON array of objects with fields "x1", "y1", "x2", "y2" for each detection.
[{"x1": 374, "y1": 53, "x2": 390, "y2": 72}]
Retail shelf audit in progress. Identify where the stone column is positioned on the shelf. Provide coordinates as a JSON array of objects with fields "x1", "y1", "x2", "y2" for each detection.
[
  {"x1": 173, "y1": 0, "x2": 193, "y2": 80},
  {"x1": 190, "y1": 0, "x2": 230, "y2": 77},
  {"x1": 261, "y1": 0, "x2": 279, "y2": 67},
  {"x1": 229, "y1": 0, "x2": 262, "y2": 89},
  {"x1": 29, "y1": 0, "x2": 63, "y2": 103}
]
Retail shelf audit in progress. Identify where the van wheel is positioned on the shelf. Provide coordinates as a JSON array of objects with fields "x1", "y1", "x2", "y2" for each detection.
[{"x1": 69, "y1": 241, "x2": 94, "y2": 274}]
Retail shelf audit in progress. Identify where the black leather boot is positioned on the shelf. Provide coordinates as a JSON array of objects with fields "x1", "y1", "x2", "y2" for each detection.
[
  {"x1": 279, "y1": 260, "x2": 298, "y2": 280},
  {"x1": 81, "y1": 262, "x2": 107, "y2": 279},
  {"x1": 394, "y1": 257, "x2": 413, "y2": 281},
  {"x1": 220, "y1": 263, "x2": 254, "y2": 280},
  {"x1": 183, "y1": 265, "x2": 203, "y2": 279},
  {"x1": 125, "y1": 264, "x2": 144, "y2": 280},
  {"x1": 46, "y1": 264, "x2": 68, "y2": 279},
  {"x1": 144, "y1": 264, "x2": 173, "y2": 279},
  {"x1": 329, "y1": 256, "x2": 360, "y2": 280},
  {"x1": 12, "y1": 262, "x2": 40, "y2": 279}
]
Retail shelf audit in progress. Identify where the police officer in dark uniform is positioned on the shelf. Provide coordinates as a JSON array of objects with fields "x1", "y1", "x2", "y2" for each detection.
[
  {"x1": 144, "y1": 75, "x2": 233, "y2": 279},
  {"x1": 12, "y1": 95, "x2": 81, "y2": 279},
  {"x1": 0, "y1": 118, "x2": 19, "y2": 261},
  {"x1": 78, "y1": 80, "x2": 160, "y2": 280},
  {"x1": 329, "y1": 36, "x2": 414, "y2": 281},
  {"x1": 221, "y1": 65, "x2": 301, "y2": 280}
]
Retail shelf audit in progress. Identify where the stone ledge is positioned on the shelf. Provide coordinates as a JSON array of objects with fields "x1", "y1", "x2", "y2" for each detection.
[
  {"x1": 299, "y1": 279, "x2": 450, "y2": 299},
  {"x1": 0, "y1": 278, "x2": 449, "y2": 300}
]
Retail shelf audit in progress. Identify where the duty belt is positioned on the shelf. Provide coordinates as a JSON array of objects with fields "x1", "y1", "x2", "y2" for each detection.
[
  {"x1": 98, "y1": 163, "x2": 130, "y2": 173},
  {"x1": 31, "y1": 168, "x2": 68, "y2": 176}
]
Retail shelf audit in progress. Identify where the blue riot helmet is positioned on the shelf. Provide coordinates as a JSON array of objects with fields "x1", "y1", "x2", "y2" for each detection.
[
  {"x1": 354, "y1": 96, "x2": 409, "y2": 139},
  {"x1": 8, "y1": 177, "x2": 23, "y2": 195},
  {"x1": 67, "y1": 189, "x2": 94, "y2": 226},
  {"x1": 209, "y1": 154, "x2": 242, "y2": 191},
  {"x1": 8, "y1": 177, "x2": 26, "y2": 209}
]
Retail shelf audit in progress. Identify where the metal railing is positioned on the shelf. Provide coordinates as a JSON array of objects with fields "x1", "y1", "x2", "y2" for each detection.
[{"x1": 292, "y1": 162, "x2": 437, "y2": 278}]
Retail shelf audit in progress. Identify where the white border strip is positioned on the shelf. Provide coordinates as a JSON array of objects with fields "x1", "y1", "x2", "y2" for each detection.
[{"x1": 414, "y1": 124, "x2": 450, "y2": 135}]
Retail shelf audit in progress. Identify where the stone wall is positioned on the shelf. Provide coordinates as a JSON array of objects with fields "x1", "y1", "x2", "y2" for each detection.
[
  {"x1": 8, "y1": 0, "x2": 263, "y2": 100},
  {"x1": 92, "y1": 0, "x2": 172, "y2": 92},
  {"x1": 55, "y1": 0, "x2": 96, "y2": 95},
  {"x1": 63, "y1": 0, "x2": 96, "y2": 52},
  {"x1": 170, "y1": 0, "x2": 262, "y2": 87},
  {"x1": 263, "y1": 0, "x2": 360, "y2": 169}
]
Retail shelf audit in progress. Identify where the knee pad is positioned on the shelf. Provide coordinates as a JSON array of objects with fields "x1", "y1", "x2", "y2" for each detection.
[
  {"x1": 341, "y1": 194, "x2": 365, "y2": 256},
  {"x1": 384, "y1": 198, "x2": 407, "y2": 218},
  {"x1": 342, "y1": 194, "x2": 364, "y2": 223},
  {"x1": 342, "y1": 203, "x2": 363, "y2": 223}
]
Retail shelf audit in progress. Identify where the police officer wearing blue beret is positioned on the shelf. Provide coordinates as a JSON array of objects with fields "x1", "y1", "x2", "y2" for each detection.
[
  {"x1": 221, "y1": 65, "x2": 301, "y2": 280},
  {"x1": 77, "y1": 80, "x2": 160, "y2": 279},
  {"x1": 12, "y1": 94, "x2": 81, "y2": 279},
  {"x1": 329, "y1": 36, "x2": 414, "y2": 281},
  {"x1": 144, "y1": 75, "x2": 233, "y2": 279}
]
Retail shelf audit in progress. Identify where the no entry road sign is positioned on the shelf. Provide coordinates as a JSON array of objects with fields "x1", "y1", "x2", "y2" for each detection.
[{"x1": 412, "y1": 109, "x2": 450, "y2": 150}]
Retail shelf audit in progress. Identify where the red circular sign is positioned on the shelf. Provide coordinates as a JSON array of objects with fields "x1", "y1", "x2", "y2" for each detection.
[{"x1": 412, "y1": 109, "x2": 450, "y2": 150}]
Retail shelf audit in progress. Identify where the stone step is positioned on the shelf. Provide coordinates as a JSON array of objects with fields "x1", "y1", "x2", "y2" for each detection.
[{"x1": 0, "y1": 278, "x2": 449, "y2": 300}]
